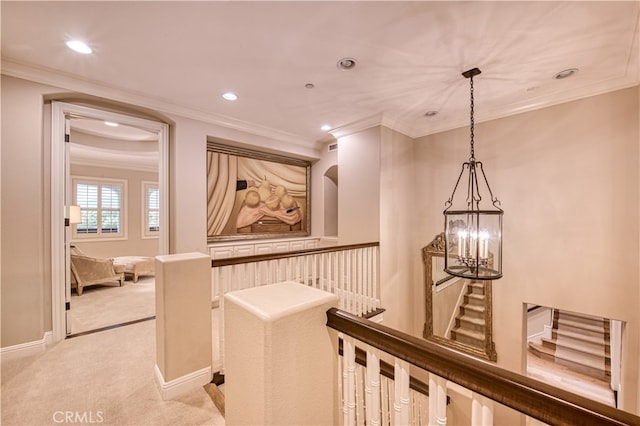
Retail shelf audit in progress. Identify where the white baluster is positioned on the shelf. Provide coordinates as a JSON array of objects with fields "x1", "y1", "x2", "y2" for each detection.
[
  {"x1": 393, "y1": 359, "x2": 410, "y2": 426},
  {"x1": 352, "y1": 249, "x2": 362, "y2": 315},
  {"x1": 429, "y1": 374, "x2": 447, "y2": 426},
  {"x1": 212, "y1": 266, "x2": 218, "y2": 303},
  {"x1": 320, "y1": 253, "x2": 326, "y2": 291},
  {"x1": 331, "y1": 253, "x2": 344, "y2": 310},
  {"x1": 345, "y1": 252, "x2": 355, "y2": 314},
  {"x1": 373, "y1": 247, "x2": 378, "y2": 309},
  {"x1": 356, "y1": 365, "x2": 365, "y2": 426},
  {"x1": 312, "y1": 254, "x2": 318, "y2": 288},
  {"x1": 343, "y1": 336, "x2": 356, "y2": 426},
  {"x1": 471, "y1": 392, "x2": 493, "y2": 426},
  {"x1": 338, "y1": 251, "x2": 345, "y2": 310},
  {"x1": 365, "y1": 347, "x2": 381, "y2": 426},
  {"x1": 287, "y1": 257, "x2": 293, "y2": 281},
  {"x1": 243, "y1": 263, "x2": 249, "y2": 289},
  {"x1": 381, "y1": 376, "x2": 391, "y2": 426},
  {"x1": 364, "y1": 247, "x2": 370, "y2": 313}
]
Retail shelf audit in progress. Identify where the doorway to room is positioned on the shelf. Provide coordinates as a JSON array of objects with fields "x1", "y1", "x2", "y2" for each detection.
[{"x1": 50, "y1": 102, "x2": 169, "y2": 341}]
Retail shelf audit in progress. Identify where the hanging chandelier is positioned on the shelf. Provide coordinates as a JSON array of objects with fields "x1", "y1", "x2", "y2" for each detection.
[{"x1": 443, "y1": 67, "x2": 503, "y2": 280}]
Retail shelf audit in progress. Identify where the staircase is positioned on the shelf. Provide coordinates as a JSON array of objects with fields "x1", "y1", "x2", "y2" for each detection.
[
  {"x1": 528, "y1": 310, "x2": 611, "y2": 380},
  {"x1": 450, "y1": 281, "x2": 486, "y2": 348}
]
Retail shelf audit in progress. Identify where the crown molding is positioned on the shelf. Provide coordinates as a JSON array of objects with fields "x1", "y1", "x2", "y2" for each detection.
[
  {"x1": 1, "y1": 59, "x2": 317, "y2": 151},
  {"x1": 328, "y1": 113, "x2": 385, "y2": 139}
]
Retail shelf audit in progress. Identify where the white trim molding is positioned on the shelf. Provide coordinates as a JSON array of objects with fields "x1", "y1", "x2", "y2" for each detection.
[
  {"x1": 153, "y1": 365, "x2": 212, "y2": 401},
  {"x1": 0, "y1": 331, "x2": 53, "y2": 361},
  {"x1": 51, "y1": 102, "x2": 170, "y2": 343}
]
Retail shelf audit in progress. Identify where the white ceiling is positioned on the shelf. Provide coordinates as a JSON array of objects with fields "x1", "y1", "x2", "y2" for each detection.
[
  {"x1": 70, "y1": 118, "x2": 159, "y2": 172},
  {"x1": 2, "y1": 1, "x2": 639, "y2": 151}
]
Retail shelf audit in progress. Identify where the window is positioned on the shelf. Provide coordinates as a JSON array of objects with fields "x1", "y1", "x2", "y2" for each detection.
[
  {"x1": 143, "y1": 181, "x2": 159, "y2": 238},
  {"x1": 73, "y1": 177, "x2": 127, "y2": 240}
]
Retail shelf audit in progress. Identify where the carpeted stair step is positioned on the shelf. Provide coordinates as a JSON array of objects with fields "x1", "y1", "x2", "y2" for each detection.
[
  {"x1": 540, "y1": 337, "x2": 609, "y2": 363},
  {"x1": 464, "y1": 293, "x2": 485, "y2": 307},
  {"x1": 455, "y1": 315, "x2": 485, "y2": 333},
  {"x1": 558, "y1": 311, "x2": 607, "y2": 329},
  {"x1": 451, "y1": 327, "x2": 484, "y2": 347},
  {"x1": 552, "y1": 329, "x2": 610, "y2": 354},
  {"x1": 556, "y1": 318, "x2": 607, "y2": 338},
  {"x1": 468, "y1": 282, "x2": 485, "y2": 295},
  {"x1": 460, "y1": 304, "x2": 484, "y2": 320},
  {"x1": 528, "y1": 340, "x2": 611, "y2": 379}
]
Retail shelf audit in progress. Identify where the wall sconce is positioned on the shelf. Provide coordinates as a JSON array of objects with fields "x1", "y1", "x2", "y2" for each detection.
[{"x1": 443, "y1": 68, "x2": 503, "y2": 280}]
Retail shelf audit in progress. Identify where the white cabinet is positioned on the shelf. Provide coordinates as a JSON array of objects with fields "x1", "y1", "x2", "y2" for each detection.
[
  {"x1": 209, "y1": 246, "x2": 235, "y2": 260},
  {"x1": 289, "y1": 240, "x2": 306, "y2": 251},
  {"x1": 234, "y1": 245, "x2": 255, "y2": 257},
  {"x1": 209, "y1": 237, "x2": 320, "y2": 260},
  {"x1": 254, "y1": 243, "x2": 274, "y2": 255}
]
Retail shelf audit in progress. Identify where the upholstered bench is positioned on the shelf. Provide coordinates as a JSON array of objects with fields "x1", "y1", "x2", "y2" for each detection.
[{"x1": 112, "y1": 256, "x2": 155, "y2": 283}]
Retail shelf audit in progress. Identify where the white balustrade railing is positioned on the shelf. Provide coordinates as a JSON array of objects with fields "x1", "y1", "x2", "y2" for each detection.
[
  {"x1": 328, "y1": 308, "x2": 638, "y2": 426},
  {"x1": 211, "y1": 242, "x2": 380, "y2": 372},
  {"x1": 338, "y1": 341, "x2": 493, "y2": 426},
  {"x1": 338, "y1": 336, "x2": 434, "y2": 426}
]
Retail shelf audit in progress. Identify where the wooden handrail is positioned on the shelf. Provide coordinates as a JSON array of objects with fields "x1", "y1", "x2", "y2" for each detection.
[
  {"x1": 327, "y1": 308, "x2": 640, "y2": 426},
  {"x1": 211, "y1": 241, "x2": 379, "y2": 268}
]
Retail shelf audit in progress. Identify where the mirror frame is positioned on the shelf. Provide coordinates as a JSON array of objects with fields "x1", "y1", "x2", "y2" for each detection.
[{"x1": 423, "y1": 232, "x2": 497, "y2": 361}]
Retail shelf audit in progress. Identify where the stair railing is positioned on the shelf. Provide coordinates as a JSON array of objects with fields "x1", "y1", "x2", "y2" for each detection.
[
  {"x1": 327, "y1": 308, "x2": 640, "y2": 426},
  {"x1": 211, "y1": 241, "x2": 380, "y2": 372}
]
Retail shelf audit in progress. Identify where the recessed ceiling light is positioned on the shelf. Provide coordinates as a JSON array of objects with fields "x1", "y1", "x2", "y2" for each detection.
[
  {"x1": 320, "y1": 124, "x2": 331, "y2": 131},
  {"x1": 104, "y1": 121, "x2": 119, "y2": 127},
  {"x1": 305, "y1": 83, "x2": 315, "y2": 89},
  {"x1": 222, "y1": 92, "x2": 238, "y2": 101},
  {"x1": 66, "y1": 40, "x2": 92, "y2": 54},
  {"x1": 337, "y1": 57, "x2": 357, "y2": 71},
  {"x1": 553, "y1": 68, "x2": 579, "y2": 80},
  {"x1": 424, "y1": 111, "x2": 438, "y2": 117}
]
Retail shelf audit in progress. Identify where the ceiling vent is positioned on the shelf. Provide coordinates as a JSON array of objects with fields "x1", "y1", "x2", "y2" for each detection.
[{"x1": 328, "y1": 143, "x2": 338, "y2": 152}]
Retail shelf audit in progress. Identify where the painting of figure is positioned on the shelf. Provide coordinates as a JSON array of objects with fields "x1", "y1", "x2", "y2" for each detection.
[{"x1": 207, "y1": 142, "x2": 310, "y2": 241}]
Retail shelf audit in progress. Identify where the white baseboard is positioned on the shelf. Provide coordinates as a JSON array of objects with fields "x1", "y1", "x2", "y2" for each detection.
[
  {"x1": 1, "y1": 331, "x2": 53, "y2": 361},
  {"x1": 153, "y1": 364, "x2": 212, "y2": 400}
]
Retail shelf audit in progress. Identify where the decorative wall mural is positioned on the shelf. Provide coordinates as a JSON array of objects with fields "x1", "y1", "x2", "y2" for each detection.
[{"x1": 207, "y1": 142, "x2": 310, "y2": 242}]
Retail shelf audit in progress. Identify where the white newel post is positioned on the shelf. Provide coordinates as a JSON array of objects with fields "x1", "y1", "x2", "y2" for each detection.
[
  {"x1": 224, "y1": 281, "x2": 339, "y2": 426},
  {"x1": 154, "y1": 252, "x2": 212, "y2": 400}
]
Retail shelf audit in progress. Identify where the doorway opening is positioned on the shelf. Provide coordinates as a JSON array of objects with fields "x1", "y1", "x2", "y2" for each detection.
[{"x1": 51, "y1": 102, "x2": 169, "y2": 341}]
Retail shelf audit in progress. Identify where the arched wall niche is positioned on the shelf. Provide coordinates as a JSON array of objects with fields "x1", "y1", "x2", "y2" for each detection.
[{"x1": 323, "y1": 165, "x2": 338, "y2": 237}]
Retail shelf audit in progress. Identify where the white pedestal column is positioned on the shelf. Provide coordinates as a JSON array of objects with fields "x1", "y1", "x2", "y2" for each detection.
[
  {"x1": 225, "y1": 281, "x2": 339, "y2": 426},
  {"x1": 154, "y1": 252, "x2": 212, "y2": 400}
]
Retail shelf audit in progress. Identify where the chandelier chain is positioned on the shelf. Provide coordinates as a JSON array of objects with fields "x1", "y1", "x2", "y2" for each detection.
[{"x1": 469, "y1": 75, "x2": 475, "y2": 161}]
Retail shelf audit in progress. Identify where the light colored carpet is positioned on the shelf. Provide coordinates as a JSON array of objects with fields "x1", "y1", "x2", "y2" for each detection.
[
  {"x1": 1, "y1": 319, "x2": 225, "y2": 425},
  {"x1": 69, "y1": 277, "x2": 156, "y2": 334}
]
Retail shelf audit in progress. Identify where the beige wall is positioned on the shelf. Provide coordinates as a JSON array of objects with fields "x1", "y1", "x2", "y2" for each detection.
[
  {"x1": 1, "y1": 77, "x2": 61, "y2": 346},
  {"x1": 379, "y1": 127, "x2": 416, "y2": 331},
  {"x1": 0, "y1": 75, "x2": 321, "y2": 348},
  {"x1": 2, "y1": 71, "x2": 639, "y2": 413},
  {"x1": 414, "y1": 86, "x2": 639, "y2": 412},
  {"x1": 70, "y1": 164, "x2": 159, "y2": 258},
  {"x1": 337, "y1": 127, "x2": 381, "y2": 245}
]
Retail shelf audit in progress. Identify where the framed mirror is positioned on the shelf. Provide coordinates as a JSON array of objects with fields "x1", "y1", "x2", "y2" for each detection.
[{"x1": 423, "y1": 232, "x2": 497, "y2": 361}]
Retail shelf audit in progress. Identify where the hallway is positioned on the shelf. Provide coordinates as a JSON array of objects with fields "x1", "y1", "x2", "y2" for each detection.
[{"x1": 1, "y1": 320, "x2": 224, "y2": 425}]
